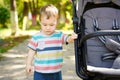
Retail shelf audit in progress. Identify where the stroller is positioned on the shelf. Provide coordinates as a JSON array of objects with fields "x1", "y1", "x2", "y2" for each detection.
[{"x1": 72, "y1": 0, "x2": 120, "y2": 80}]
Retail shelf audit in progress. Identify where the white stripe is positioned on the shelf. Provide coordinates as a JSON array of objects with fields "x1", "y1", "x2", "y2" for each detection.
[
  {"x1": 37, "y1": 43, "x2": 62, "y2": 51},
  {"x1": 37, "y1": 37, "x2": 61, "y2": 41},
  {"x1": 35, "y1": 68, "x2": 61, "y2": 73},
  {"x1": 39, "y1": 44, "x2": 62, "y2": 48},
  {"x1": 63, "y1": 34, "x2": 68, "y2": 44},
  {"x1": 35, "y1": 57, "x2": 63, "y2": 61},
  {"x1": 37, "y1": 50, "x2": 63, "y2": 54}
]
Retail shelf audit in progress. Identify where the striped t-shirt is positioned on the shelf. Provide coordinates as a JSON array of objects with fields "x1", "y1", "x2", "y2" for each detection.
[{"x1": 28, "y1": 31, "x2": 68, "y2": 73}]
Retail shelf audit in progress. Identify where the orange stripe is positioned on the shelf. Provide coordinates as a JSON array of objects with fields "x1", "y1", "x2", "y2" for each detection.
[
  {"x1": 35, "y1": 65, "x2": 62, "y2": 70},
  {"x1": 45, "y1": 40, "x2": 62, "y2": 44},
  {"x1": 29, "y1": 40, "x2": 38, "y2": 47}
]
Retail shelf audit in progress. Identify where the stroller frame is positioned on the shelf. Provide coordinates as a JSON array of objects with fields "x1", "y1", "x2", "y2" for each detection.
[{"x1": 72, "y1": 0, "x2": 120, "y2": 80}]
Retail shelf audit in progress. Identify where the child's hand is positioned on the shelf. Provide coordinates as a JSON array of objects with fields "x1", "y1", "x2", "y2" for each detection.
[
  {"x1": 67, "y1": 32, "x2": 78, "y2": 43},
  {"x1": 26, "y1": 65, "x2": 33, "y2": 74}
]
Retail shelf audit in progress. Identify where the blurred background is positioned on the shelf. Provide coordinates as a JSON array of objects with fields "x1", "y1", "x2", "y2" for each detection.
[{"x1": 0, "y1": 0, "x2": 73, "y2": 56}]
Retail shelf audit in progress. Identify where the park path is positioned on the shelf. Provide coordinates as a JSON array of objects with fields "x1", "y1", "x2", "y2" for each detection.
[{"x1": 0, "y1": 39, "x2": 81, "y2": 80}]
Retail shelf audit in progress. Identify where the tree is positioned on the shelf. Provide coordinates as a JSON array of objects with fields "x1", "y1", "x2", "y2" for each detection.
[
  {"x1": 29, "y1": 0, "x2": 39, "y2": 25},
  {"x1": 22, "y1": 0, "x2": 29, "y2": 30},
  {"x1": 10, "y1": 0, "x2": 19, "y2": 35}
]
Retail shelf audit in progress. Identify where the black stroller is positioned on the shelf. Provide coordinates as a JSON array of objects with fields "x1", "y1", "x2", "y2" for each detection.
[{"x1": 72, "y1": 0, "x2": 120, "y2": 80}]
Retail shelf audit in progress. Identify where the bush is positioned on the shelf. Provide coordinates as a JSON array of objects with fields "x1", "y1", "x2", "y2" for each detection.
[{"x1": 0, "y1": 6, "x2": 10, "y2": 27}]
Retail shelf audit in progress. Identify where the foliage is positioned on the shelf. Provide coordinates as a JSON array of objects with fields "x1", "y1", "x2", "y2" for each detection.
[
  {"x1": 36, "y1": 0, "x2": 73, "y2": 30},
  {"x1": 1, "y1": 0, "x2": 73, "y2": 29},
  {"x1": 17, "y1": 0, "x2": 24, "y2": 23},
  {"x1": 0, "y1": 0, "x2": 10, "y2": 9},
  {"x1": 37, "y1": 0, "x2": 72, "y2": 15},
  {"x1": 0, "y1": 6, "x2": 10, "y2": 27}
]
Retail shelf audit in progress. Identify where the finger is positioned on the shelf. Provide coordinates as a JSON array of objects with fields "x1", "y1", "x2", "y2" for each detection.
[
  {"x1": 26, "y1": 69, "x2": 31, "y2": 74},
  {"x1": 72, "y1": 33, "x2": 78, "y2": 39}
]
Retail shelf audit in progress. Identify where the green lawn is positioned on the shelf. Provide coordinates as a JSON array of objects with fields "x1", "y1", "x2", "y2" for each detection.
[
  {"x1": 0, "y1": 28, "x2": 34, "y2": 59},
  {"x1": 0, "y1": 28, "x2": 12, "y2": 38}
]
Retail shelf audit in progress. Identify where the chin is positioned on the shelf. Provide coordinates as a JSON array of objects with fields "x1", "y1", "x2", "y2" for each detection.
[
  {"x1": 43, "y1": 31, "x2": 55, "y2": 35},
  {"x1": 46, "y1": 32, "x2": 53, "y2": 35}
]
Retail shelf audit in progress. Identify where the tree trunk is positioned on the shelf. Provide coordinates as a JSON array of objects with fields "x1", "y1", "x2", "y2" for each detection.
[
  {"x1": 29, "y1": 0, "x2": 38, "y2": 26},
  {"x1": 22, "y1": 1, "x2": 29, "y2": 31},
  {"x1": 10, "y1": 0, "x2": 19, "y2": 35}
]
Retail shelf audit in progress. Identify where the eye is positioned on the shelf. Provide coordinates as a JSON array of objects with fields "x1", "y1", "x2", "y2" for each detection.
[
  {"x1": 50, "y1": 24, "x2": 56, "y2": 26},
  {"x1": 50, "y1": 24, "x2": 54, "y2": 26},
  {"x1": 43, "y1": 24, "x2": 47, "y2": 26}
]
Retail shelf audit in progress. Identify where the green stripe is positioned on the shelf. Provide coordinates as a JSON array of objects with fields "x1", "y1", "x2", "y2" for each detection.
[
  {"x1": 34, "y1": 58, "x2": 63, "y2": 64},
  {"x1": 33, "y1": 32, "x2": 62, "y2": 40}
]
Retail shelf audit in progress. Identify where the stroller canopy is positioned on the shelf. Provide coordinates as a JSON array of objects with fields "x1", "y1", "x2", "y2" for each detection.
[{"x1": 77, "y1": 0, "x2": 120, "y2": 18}]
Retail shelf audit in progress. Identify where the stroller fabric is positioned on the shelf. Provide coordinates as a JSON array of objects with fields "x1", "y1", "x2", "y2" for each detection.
[{"x1": 83, "y1": 6, "x2": 120, "y2": 74}]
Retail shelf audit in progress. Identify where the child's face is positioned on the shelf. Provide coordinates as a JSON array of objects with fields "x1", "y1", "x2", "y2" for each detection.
[{"x1": 40, "y1": 15, "x2": 57, "y2": 35}]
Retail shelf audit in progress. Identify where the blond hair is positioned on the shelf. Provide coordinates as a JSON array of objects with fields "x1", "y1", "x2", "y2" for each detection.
[{"x1": 40, "y1": 4, "x2": 59, "y2": 20}]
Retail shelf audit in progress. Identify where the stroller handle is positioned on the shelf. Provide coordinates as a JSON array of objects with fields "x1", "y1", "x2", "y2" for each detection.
[{"x1": 80, "y1": 30, "x2": 120, "y2": 46}]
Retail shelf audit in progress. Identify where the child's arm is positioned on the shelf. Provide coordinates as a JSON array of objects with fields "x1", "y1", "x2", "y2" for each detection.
[
  {"x1": 26, "y1": 49, "x2": 36, "y2": 74},
  {"x1": 67, "y1": 32, "x2": 78, "y2": 43}
]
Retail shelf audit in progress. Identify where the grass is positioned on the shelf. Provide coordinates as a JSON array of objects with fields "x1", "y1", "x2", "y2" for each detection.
[
  {"x1": 0, "y1": 35, "x2": 31, "y2": 59},
  {"x1": 0, "y1": 28, "x2": 11, "y2": 38},
  {"x1": 0, "y1": 28, "x2": 37, "y2": 59},
  {"x1": 0, "y1": 35, "x2": 30, "y2": 53}
]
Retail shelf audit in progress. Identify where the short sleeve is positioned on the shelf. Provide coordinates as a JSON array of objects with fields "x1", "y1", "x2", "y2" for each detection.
[
  {"x1": 27, "y1": 36, "x2": 38, "y2": 51},
  {"x1": 61, "y1": 32, "x2": 68, "y2": 44}
]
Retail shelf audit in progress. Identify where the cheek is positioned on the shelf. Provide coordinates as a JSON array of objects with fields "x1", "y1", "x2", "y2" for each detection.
[
  {"x1": 52, "y1": 26, "x2": 56, "y2": 30},
  {"x1": 41, "y1": 26, "x2": 46, "y2": 30}
]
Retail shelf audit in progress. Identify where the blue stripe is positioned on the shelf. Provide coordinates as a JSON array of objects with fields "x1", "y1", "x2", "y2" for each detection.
[
  {"x1": 33, "y1": 32, "x2": 62, "y2": 40},
  {"x1": 36, "y1": 47, "x2": 62, "y2": 51},
  {"x1": 34, "y1": 58, "x2": 63, "y2": 64},
  {"x1": 51, "y1": 32, "x2": 62, "y2": 37},
  {"x1": 27, "y1": 45, "x2": 36, "y2": 51}
]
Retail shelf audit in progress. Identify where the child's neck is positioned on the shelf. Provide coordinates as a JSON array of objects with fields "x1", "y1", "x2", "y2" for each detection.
[{"x1": 40, "y1": 30, "x2": 55, "y2": 36}]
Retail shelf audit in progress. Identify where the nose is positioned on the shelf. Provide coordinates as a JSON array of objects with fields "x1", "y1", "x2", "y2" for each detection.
[{"x1": 46, "y1": 26, "x2": 50, "y2": 29}]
